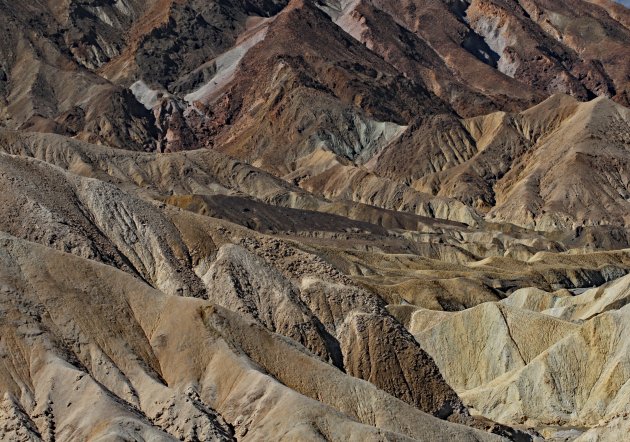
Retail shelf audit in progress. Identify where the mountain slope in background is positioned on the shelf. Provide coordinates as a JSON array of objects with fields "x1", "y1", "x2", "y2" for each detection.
[{"x1": 1, "y1": 0, "x2": 628, "y2": 233}]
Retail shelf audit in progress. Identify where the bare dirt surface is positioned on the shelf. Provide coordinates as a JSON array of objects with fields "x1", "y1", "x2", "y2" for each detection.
[{"x1": 0, "y1": 1, "x2": 629, "y2": 441}]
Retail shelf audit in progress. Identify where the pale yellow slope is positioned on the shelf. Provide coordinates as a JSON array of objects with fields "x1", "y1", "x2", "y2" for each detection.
[{"x1": 0, "y1": 232, "x2": 503, "y2": 441}]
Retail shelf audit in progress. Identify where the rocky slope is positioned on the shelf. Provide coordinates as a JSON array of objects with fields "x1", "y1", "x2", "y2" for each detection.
[
  {"x1": 0, "y1": 0, "x2": 629, "y2": 441},
  {"x1": 1, "y1": 125, "x2": 630, "y2": 440},
  {"x1": 391, "y1": 273, "x2": 630, "y2": 439},
  {"x1": 0, "y1": 232, "x2": 507, "y2": 441},
  {"x1": 0, "y1": 147, "x2": 542, "y2": 440},
  {"x1": 0, "y1": 1, "x2": 628, "y2": 232},
  {"x1": 375, "y1": 94, "x2": 630, "y2": 231}
]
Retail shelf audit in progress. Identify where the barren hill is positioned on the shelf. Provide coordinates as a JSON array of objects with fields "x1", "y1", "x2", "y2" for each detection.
[{"x1": 0, "y1": 0, "x2": 629, "y2": 441}]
